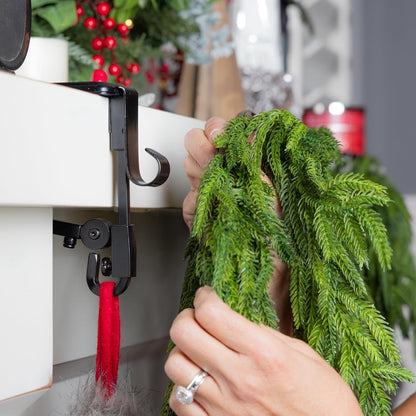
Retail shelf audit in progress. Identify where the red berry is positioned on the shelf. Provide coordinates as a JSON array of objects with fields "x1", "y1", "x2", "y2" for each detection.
[
  {"x1": 123, "y1": 77, "x2": 132, "y2": 87},
  {"x1": 76, "y1": 5, "x2": 84, "y2": 17},
  {"x1": 92, "y1": 55, "x2": 104, "y2": 67},
  {"x1": 145, "y1": 72, "x2": 154, "y2": 84},
  {"x1": 83, "y1": 17, "x2": 97, "y2": 30},
  {"x1": 116, "y1": 74, "x2": 125, "y2": 84},
  {"x1": 108, "y1": 63, "x2": 121, "y2": 76},
  {"x1": 96, "y1": 2, "x2": 111, "y2": 16},
  {"x1": 126, "y1": 62, "x2": 140, "y2": 74},
  {"x1": 117, "y1": 23, "x2": 129, "y2": 36},
  {"x1": 160, "y1": 63, "x2": 169, "y2": 73},
  {"x1": 92, "y1": 69, "x2": 108, "y2": 82},
  {"x1": 104, "y1": 36, "x2": 116, "y2": 49},
  {"x1": 91, "y1": 37, "x2": 104, "y2": 51},
  {"x1": 103, "y1": 18, "x2": 116, "y2": 30}
]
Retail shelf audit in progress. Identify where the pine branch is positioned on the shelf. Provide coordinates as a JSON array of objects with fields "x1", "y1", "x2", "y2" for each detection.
[
  {"x1": 340, "y1": 155, "x2": 416, "y2": 349},
  {"x1": 161, "y1": 110, "x2": 413, "y2": 416}
]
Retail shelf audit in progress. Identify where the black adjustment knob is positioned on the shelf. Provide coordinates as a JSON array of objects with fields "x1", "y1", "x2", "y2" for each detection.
[
  {"x1": 101, "y1": 257, "x2": 112, "y2": 276},
  {"x1": 80, "y1": 219, "x2": 111, "y2": 250},
  {"x1": 63, "y1": 236, "x2": 77, "y2": 249}
]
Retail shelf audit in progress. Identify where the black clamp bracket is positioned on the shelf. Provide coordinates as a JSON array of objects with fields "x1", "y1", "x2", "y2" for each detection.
[{"x1": 53, "y1": 82, "x2": 170, "y2": 296}]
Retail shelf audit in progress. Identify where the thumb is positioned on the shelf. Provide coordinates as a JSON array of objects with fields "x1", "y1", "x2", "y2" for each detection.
[{"x1": 204, "y1": 117, "x2": 227, "y2": 144}]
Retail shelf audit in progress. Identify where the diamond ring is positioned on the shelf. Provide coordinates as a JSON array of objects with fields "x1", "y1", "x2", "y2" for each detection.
[{"x1": 175, "y1": 370, "x2": 208, "y2": 405}]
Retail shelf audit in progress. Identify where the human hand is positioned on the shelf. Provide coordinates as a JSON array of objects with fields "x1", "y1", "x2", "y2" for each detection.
[
  {"x1": 182, "y1": 117, "x2": 225, "y2": 231},
  {"x1": 165, "y1": 286, "x2": 363, "y2": 416},
  {"x1": 182, "y1": 116, "x2": 292, "y2": 335},
  {"x1": 182, "y1": 116, "x2": 284, "y2": 230}
]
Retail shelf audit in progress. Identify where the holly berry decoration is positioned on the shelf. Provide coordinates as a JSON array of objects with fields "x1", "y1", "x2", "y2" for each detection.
[
  {"x1": 74, "y1": 1, "x2": 139, "y2": 87},
  {"x1": 126, "y1": 62, "x2": 140, "y2": 74},
  {"x1": 103, "y1": 18, "x2": 116, "y2": 30},
  {"x1": 108, "y1": 63, "x2": 121, "y2": 76},
  {"x1": 91, "y1": 37, "x2": 104, "y2": 51},
  {"x1": 92, "y1": 69, "x2": 108, "y2": 82},
  {"x1": 104, "y1": 36, "x2": 117, "y2": 49},
  {"x1": 96, "y1": 2, "x2": 111, "y2": 16},
  {"x1": 92, "y1": 54, "x2": 105, "y2": 67},
  {"x1": 83, "y1": 17, "x2": 97, "y2": 30},
  {"x1": 117, "y1": 23, "x2": 129, "y2": 36}
]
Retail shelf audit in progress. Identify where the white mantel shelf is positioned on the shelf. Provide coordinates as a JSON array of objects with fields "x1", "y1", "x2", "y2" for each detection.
[
  {"x1": 0, "y1": 70, "x2": 204, "y2": 408},
  {"x1": 0, "y1": 70, "x2": 204, "y2": 209}
]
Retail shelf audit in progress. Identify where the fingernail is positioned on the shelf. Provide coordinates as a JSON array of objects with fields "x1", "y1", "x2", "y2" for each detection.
[
  {"x1": 208, "y1": 127, "x2": 222, "y2": 141},
  {"x1": 194, "y1": 286, "x2": 207, "y2": 307}
]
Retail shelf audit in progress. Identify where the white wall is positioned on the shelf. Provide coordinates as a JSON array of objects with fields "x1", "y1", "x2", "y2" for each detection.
[{"x1": 0, "y1": 209, "x2": 188, "y2": 415}]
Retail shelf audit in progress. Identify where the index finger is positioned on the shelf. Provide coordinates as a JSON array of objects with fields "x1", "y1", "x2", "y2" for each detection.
[
  {"x1": 169, "y1": 308, "x2": 237, "y2": 381},
  {"x1": 184, "y1": 128, "x2": 216, "y2": 170},
  {"x1": 193, "y1": 286, "x2": 285, "y2": 355},
  {"x1": 184, "y1": 117, "x2": 226, "y2": 170}
]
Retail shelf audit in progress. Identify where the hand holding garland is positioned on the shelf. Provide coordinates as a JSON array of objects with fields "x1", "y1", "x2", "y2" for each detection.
[
  {"x1": 182, "y1": 117, "x2": 293, "y2": 336},
  {"x1": 167, "y1": 116, "x2": 363, "y2": 415},
  {"x1": 166, "y1": 286, "x2": 364, "y2": 416},
  {"x1": 166, "y1": 286, "x2": 416, "y2": 415},
  {"x1": 163, "y1": 114, "x2": 414, "y2": 416}
]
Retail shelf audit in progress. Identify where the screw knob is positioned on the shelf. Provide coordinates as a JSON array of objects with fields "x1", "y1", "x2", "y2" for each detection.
[{"x1": 101, "y1": 257, "x2": 112, "y2": 276}]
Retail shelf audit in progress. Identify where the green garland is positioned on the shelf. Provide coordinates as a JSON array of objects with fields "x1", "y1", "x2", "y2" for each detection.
[
  {"x1": 161, "y1": 110, "x2": 413, "y2": 416},
  {"x1": 341, "y1": 156, "x2": 416, "y2": 350}
]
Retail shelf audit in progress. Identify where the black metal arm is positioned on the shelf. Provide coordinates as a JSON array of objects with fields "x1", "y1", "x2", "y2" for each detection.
[{"x1": 53, "y1": 82, "x2": 170, "y2": 296}]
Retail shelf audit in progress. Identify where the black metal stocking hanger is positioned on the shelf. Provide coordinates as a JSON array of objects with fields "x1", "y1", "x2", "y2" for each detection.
[
  {"x1": 0, "y1": 1, "x2": 169, "y2": 297},
  {"x1": 53, "y1": 83, "x2": 170, "y2": 296}
]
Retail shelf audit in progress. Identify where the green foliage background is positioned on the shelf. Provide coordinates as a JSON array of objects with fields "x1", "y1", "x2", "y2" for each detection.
[
  {"x1": 340, "y1": 156, "x2": 416, "y2": 350},
  {"x1": 30, "y1": 0, "x2": 216, "y2": 88}
]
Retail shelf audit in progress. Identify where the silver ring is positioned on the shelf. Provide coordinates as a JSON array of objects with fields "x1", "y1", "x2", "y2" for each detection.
[{"x1": 175, "y1": 370, "x2": 208, "y2": 405}]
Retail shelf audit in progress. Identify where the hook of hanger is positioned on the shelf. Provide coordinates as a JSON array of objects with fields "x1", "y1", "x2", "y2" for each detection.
[
  {"x1": 128, "y1": 147, "x2": 170, "y2": 187},
  {"x1": 60, "y1": 82, "x2": 170, "y2": 188},
  {"x1": 86, "y1": 253, "x2": 130, "y2": 296},
  {"x1": 108, "y1": 83, "x2": 170, "y2": 187}
]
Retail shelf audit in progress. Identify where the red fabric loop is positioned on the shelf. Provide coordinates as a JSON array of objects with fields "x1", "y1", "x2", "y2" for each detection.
[{"x1": 95, "y1": 281, "x2": 120, "y2": 399}]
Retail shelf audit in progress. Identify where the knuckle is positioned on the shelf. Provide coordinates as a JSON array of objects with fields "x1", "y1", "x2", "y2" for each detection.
[
  {"x1": 184, "y1": 128, "x2": 202, "y2": 145},
  {"x1": 183, "y1": 155, "x2": 190, "y2": 171},
  {"x1": 163, "y1": 358, "x2": 171, "y2": 378},
  {"x1": 256, "y1": 342, "x2": 278, "y2": 368},
  {"x1": 169, "y1": 392, "x2": 180, "y2": 413},
  {"x1": 169, "y1": 309, "x2": 194, "y2": 345},
  {"x1": 231, "y1": 373, "x2": 262, "y2": 404},
  {"x1": 260, "y1": 346, "x2": 287, "y2": 374},
  {"x1": 183, "y1": 155, "x2": 196, "y2": 175},
  {"x1": 194, "y1": 297, "x2": 218, "y2": 324},
  {"x1": 164, "y1": 350, "x2": 179, "y2": 379},
  {"x1": 183, "y1": 191, "x2": 196, "y2": 210},
  {"x1": 199, "y1": 141, "x2": 215, "y2": 167}
]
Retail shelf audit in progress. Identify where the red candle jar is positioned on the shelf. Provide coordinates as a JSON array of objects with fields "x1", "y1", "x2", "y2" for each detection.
[{"x1": 302, "y1": 103, "x2": 365, "y2": 157}]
